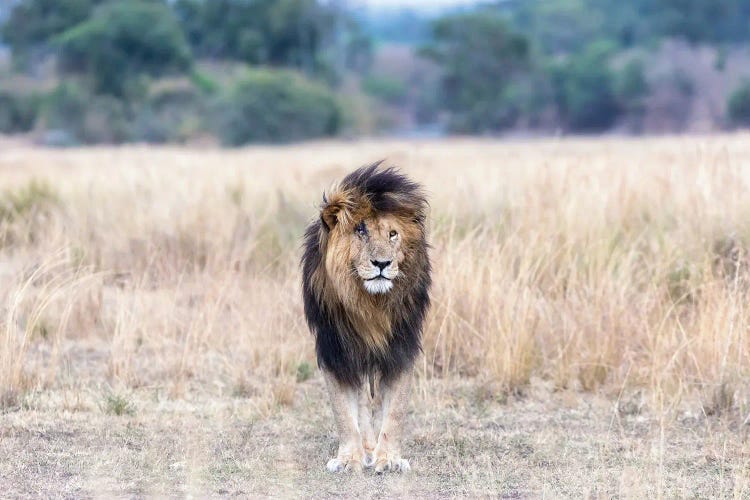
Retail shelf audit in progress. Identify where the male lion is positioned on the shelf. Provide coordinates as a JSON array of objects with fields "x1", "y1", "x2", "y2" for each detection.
[{"x1": 301, "y1": 164, "x2": 431, "y2": 473}]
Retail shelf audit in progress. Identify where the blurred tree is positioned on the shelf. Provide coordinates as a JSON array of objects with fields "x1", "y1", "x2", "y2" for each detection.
[
  {"x1": 213, "y1": 68, "x2": 341, "y2": 145},
  {"x1": 501, "y1": 0, "x2": 750, "y2": 50},
  {"x1": 507, "y1": 0, "x2": 605, "y2": 54},
  {"x1": 654, "y1": 0, "x2": 750, "y2": 43},
  {"x1": 173, "y1": 0, "x2": 337, "y2": 75},
  {"x1": 550, "y1": 42, "x2": 620, "y2": 131},
  {"x1": 54, "y1": 1, "x2": 192, "y2": 96},
  {"x1": 343, "y1": 25, "x2": 373, "y2": 74},
  {"x1": 614, "y1": 58, "x2": 650, "y2": 132},
  {"x1": 727, "y1": 80, "x2": 750, "y2": 127},
  {"x1": 1, "y1": 0, "x2": 104, "y2": 67},
  {"x1": 421, "y1": 11, "x2": 531, "y2": 133},
  {"x1": 0, "y1": 90, "x2": 40, "y2": 133}
]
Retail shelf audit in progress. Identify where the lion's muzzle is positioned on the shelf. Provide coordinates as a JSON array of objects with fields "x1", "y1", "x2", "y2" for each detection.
[{"x1": 362, "y1": 260, "x2": 397, "y2": 294}]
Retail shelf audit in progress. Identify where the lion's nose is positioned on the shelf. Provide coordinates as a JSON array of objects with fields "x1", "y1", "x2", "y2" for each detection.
[{"x1": 371, "y1": 260, "x2": 391, "y2": 271}]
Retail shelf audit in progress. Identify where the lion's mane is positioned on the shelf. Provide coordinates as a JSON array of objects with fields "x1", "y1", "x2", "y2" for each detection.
[{"x1": 301, "y1": 164, "x2": 431, "y2": 388}]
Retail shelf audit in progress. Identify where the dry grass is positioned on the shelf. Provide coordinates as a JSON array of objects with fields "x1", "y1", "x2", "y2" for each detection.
[{"x1": 1, "y1": 135, "x2": 750, "y2": 496}]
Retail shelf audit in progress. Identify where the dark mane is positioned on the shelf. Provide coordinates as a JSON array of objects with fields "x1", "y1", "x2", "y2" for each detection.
[
  {"x1": 340, "y1": 162, "x2": 427, "y2": 219},
  {"x1": 301, "y1": 163, "x2": 431, "y2": 388}
]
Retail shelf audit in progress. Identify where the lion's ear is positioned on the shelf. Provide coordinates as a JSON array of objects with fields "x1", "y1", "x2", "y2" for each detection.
[{"x1": 320, "y1": 189, "x2": 354, "y2": 230}]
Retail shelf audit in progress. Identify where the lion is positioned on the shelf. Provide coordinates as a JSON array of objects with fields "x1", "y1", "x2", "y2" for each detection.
[{"x1": 301, "y1": 163, "x2": 431, "y2": 473}]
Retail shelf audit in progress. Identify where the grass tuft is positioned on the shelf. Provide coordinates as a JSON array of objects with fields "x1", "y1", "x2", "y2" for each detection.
[{"x1": 100, "y1": 391, "x2": 135, "y2": 416}]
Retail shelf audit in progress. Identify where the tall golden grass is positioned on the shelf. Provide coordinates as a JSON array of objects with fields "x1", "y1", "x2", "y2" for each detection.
[{"x1": 1, "y1": 135, "x2": 749, "y2": 414}]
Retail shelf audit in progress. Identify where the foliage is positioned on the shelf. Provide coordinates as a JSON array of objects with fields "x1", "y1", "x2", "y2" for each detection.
[
  {"x1": 40, "y1": 81, "x2": 88, "y2": 135},
  {"x1": 100, "y1": 392, "x2": 135, "y2": 416},
  {"x1": 504, "y1": 0, "x2": 750, "y2": 51},
  {"x1": 615, "y1": 59, "x2": 649, "y2": 104},
  {"x1": 54, "y1": 1, "x2": 193, "y2": 96},
  {"x1": 508, "y1": 0, "x2": 607, "y2": 54},
  {"x1": 173, "y1": 0, "x2": 336, "y2": 75},
  {"x1": 421, "y1": 11, "x2": 530, "y2": 133},
  {"x1": 0, "y1": 0, "x2": 103, "y2": 66},
  {"x1": 654, "y1": 0, "x2": 750, "y2": 44},
  {"x1": 135, "y1": 81, "x2": 208, "y2": 143},
  {"x1": 0, "y1": 90, "x2": 40, "y2": 133},
  {"x1": 727, "y1": 81, "x2": 750, "y2": 127},
  {"x1": 3, "y1": 0, "x2": 750, "y2": 141},
  {"x1": 550, "y1": 42, "x2": 621, "y2": 132},
  {"x1": 213, "y1": 68, "x2": 342, "y2": 146},
  {"x1": 39, "y1": 81, "x2": 131, "y2": 144},
  {"x1": 296, "y1": 361, "x2": 313, "y2": 383},
  {"x1": 614, "y1": 58, "x2": 649, "y2": 129},
  {"x1": 362, "y1": 75, "x2": 408, "y2": 105}
]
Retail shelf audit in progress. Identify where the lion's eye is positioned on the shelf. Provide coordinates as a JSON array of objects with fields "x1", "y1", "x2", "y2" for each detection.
[
  {"x1": 355, "y1": 222, "x2": 367, "y2": 236},
  {"x1": 389, "y1": 230, "x2": 398, "y2": 240}
]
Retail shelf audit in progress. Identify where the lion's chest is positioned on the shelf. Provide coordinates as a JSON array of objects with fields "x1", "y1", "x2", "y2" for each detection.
[{"x1": 347, "y1": 305, "x2": 393, "y2": 352}]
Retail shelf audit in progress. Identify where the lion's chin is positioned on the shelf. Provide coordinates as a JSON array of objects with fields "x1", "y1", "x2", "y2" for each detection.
[{"x1": 363, "y1": 277, "x2": 393, "y2": 294}]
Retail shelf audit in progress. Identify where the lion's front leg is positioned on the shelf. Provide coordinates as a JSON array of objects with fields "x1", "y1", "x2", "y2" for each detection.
[
  {"x1": 323, "y1": 370, "x2": 366, "y2": 472},
  {"x1": 373, "y1": 367, "x2": 413, "y2": 473},
  {"x1": 358, "y1": 377, "x2": 377, "y2": 466}
]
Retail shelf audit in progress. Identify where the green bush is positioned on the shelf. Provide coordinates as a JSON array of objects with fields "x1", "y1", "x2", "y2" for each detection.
[
  {"x1": 40, "y1": 82, "x2": 130, "y2": 144},
  {"x1": 39, "y1": 82, "x2": 88, "y2": 135},
  {"x1": 54, "y1": 1, "x2": 193, "y2": 97},
  {"x1": 190, "y1": 70, "x2": 220, "y2": 95},
  {"x1": 727, "y1": 81, "x2": 750, "y2": 127},
  {"x1": 615, "y1": 59, "x2": 649, "y2": 107},
  {"x1": 421, "y1": 11, "x2": 531, "y2": 133},
  {"x1": 1, "y1": 0, "x2": 103, "y2": 67},
  {"x1": 552, "y1": 42, "x2": 621, "y2": 132},
  {"x1": 0, "y1": 91, "x2": 40, "y2": 133},
  {"x1": 614, "y1": 58, "x2": 650, "y2": 130},
  {"x1": 132, "y1": 82, "x2": 208, "y2": 143},
  {"x1": 213, "y1": 68, "x2": 342, "y2": 145}
]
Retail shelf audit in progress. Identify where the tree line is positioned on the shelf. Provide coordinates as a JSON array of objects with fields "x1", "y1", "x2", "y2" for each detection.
[{"x1": 1, "y1": 0, "x2": 750, "y2": 145}]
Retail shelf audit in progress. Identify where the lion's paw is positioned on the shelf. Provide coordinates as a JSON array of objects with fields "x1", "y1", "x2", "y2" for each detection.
[
  {"x1": 326, "y1": 457, "x2": 364, "y2": 473},
  {"x1": 363, "y1": 449, "x2": 376, "y2": 467},
  {"x1": 374, "y1": 456, "x2": 410, "y2": 474}
]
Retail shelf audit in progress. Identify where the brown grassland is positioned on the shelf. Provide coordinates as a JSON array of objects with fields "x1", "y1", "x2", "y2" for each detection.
[{"x1": 1, "y1": 135, "x2": 750, "y2": 497}]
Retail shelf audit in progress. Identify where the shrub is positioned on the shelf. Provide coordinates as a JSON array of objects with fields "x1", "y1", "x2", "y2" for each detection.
[
  {"x1": 1, "y1": 0, "x2": 103, "y2": 66},
  {"x1": 132, "y1": 81, "x2": 208, "y2": 143},
  {"x1": 38, "y1": 82, "x2": 88, "y2": 140},
  {"x1": 421, "y1": 12, "x2": 531, "y2": 133},
  {"x1": 615, "y1": 59, "x2": 649, "y2": 108},
  {"x1": 552, "y1": 42, "x2": 621, "y2": 132},
  {"x1": 0, "y1": 90, "x2": 40, "y2": 133},
  {"x1": 40, "y1": 82, "x2": 131, "y2": 144},
  {"x1": 727, "y1": 80, "x2": 750, "y2": 127},
  {"x1": 614, "y1": 58, "x2": 650, "y2": 131},
  {"x1": 213, "y1": 68, "x2": 341, "y2": 145},
  {"x1": 100, "y1": 392, "x2": 135, "y2": 416},
  {"x1": 190, "y1": 70, "x2": 220, "y2": 95},
  {"x1": 54, "y1": 1, "x2": 193, "y2": 97},
  {"x1": 296, "y1": 361, "x2": 313, "y2": 383}
]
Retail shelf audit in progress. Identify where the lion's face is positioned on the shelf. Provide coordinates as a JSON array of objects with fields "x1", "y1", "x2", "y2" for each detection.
[
  {"x1": 313, "y1": 166, "x2": 428, "y2": 307},
  {"x1": 350, "y1": 215, "x2": 405, "y2": 294},
  {"x1": 323, "y1": 212, "x2": 409, "y2": 297}
]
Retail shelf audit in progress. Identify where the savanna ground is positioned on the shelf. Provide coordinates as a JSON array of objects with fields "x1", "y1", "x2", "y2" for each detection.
[{"x1": 1, "y1": 135, "x2": 750, "y2": 497}]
